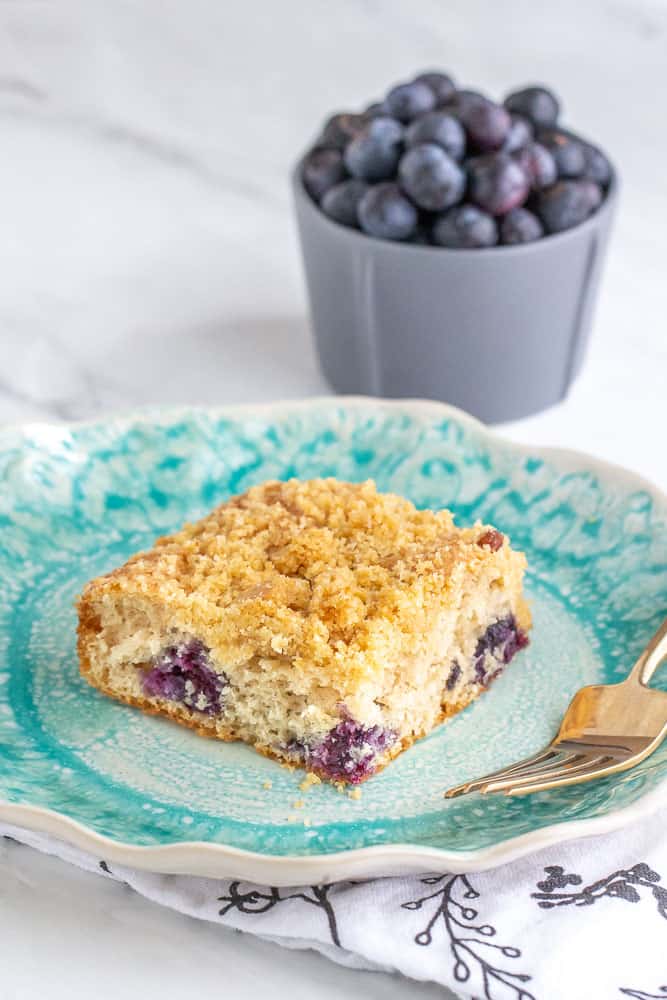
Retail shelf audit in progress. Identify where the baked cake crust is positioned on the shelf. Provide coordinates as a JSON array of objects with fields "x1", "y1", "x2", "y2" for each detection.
[{"x1": 77, "y1": 478, "x2": 531, "y2": 783}]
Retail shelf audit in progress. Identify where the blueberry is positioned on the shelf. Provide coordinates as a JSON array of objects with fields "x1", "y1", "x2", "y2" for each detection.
[
  {"x1": 398, "y1": 143, "x2": 465, "y2": 211},
  {"x1": 581, "y1": 143, "x2": 612, "y2": 186},
  {"x1": 413, "y1": 70, "x2": 456, "y2": 105},
  {"x1": 143, "y1": 640, "x2": 226, "y2": 716},
  {"x1": 344, "y1": 116, "x2": 403, "y2": 181},
  {"x1": 473, "y1": 615, "x2": 528, "y2": 684},
  {"x1": 468, "y1": 152, "x2": 530, "y2": 215},
  {"x1": 537, "y1": 128, "x2": 586, "y2": 178},
  {"x1": 446, "y1": 662, "x2": 462, "y2": 690},
  {"x1": 385, "y1": 80, "x2": 436, "y2": 122},
  {"x1": 405, "y1": 111, "x2": 466, "y2": 160},
  {"x1": 302, "y1": 148, "x2": 347, "y2": 201},
  {"x1": 321, "y1": 179, "x2": 368, "y2": 227},
  {"x1": 450, "y1": 88, "x2": 489, "y2": 113},
  {"x1": 432, "y1": 203, "x2": 498, "y2": 248},
  {"x1": 363, "y1": 100, "x2": 392, "y2": 120},
  {"x1": 535, "y1": 180, "x2": 594, "y2": 233},
  {"x1": 309, "y1": 718, "x2": 395, "y2": 783},
  {"x1": 504, "y1": 86, "x2": 560, "y2": 127},
  {"x1": 503, "y1": 114, "x2": 534, "y2": 153},
  {"x1": 320, "y1": 112, "x2": 366, "y2": 150},
  {"x1": 500, "y1": 207, "x2": 544, "y2": 244},
  {"x1": 459, "y1": 98, "x2": 512, "y2": 153},
  {"x1": 410, "y1": 219, "x2": 433, "y2": 245},
  {"x1": 358, "y1": 182, "x2": 418, "y2": 240},
  {"x1": 513, "y1": 141, "x2": 557, "y2": 190},
  {"x1": 579, "y1": 179, "x2": 603, "y2": 212}
]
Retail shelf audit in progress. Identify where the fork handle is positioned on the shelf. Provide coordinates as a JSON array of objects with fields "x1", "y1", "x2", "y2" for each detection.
[{"x1": 627, "y1": 616, "x2": 667, "y2": 686}]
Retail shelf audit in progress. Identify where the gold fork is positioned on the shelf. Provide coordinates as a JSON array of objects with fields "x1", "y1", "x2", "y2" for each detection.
[{"x1": 445, "y1": 617, "x2": 667, "y2": 798}]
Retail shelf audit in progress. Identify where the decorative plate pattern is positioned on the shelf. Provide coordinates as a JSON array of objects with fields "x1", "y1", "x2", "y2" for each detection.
[{"x1": 0, "y1": 399, "x2": 665, "y2": 881}]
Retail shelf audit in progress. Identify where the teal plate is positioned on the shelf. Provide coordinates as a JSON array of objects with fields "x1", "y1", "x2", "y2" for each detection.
[{"x1": 1, "y1": 399, "x2": 666, "y2": 884}]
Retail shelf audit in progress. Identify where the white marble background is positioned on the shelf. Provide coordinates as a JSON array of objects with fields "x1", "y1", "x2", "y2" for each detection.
[
  {"x1": 0, "y1": 2, "x2": 665, "y2": 998},
  {"x1": 1, "y1": 0, "x2": 666, "y2": 483}
]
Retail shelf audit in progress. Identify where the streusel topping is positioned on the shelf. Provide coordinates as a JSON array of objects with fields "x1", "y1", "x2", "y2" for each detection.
[{"x1": 80, "y1": 479, "x2": 520, "y2": 684}]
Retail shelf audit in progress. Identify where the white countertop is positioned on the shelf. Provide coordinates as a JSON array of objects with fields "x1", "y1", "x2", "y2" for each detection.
[{"x1": 1, "y1": 1, "x2": 665, "y2": 997}]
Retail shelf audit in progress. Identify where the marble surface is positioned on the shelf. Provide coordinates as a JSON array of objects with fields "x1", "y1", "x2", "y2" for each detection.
[{"x1": 0, "y1": 1, "x2": 665, "y2": 997}]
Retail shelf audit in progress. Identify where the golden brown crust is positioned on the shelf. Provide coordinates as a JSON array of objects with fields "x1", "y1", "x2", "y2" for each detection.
[{"x1": 77, "y1": 478, "x2": 529, "y2": 689}]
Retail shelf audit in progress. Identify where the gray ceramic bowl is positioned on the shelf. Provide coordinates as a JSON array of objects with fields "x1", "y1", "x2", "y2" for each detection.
[{"x1": 292, "y1": 161, "x2": 617, "y2": 423}]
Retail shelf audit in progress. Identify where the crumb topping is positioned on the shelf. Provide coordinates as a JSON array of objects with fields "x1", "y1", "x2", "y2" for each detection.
[{"x1": 79, "y1": 478, "x2": 522, "y2": 687}]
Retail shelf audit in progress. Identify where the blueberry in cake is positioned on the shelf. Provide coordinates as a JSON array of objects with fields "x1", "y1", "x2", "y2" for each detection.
[{"x1": 77, "y1": 479, "x2": 530, "y2": 784}]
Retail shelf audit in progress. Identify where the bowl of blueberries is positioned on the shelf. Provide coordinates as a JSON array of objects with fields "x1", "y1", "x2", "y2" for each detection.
[{"x1": 293, "y1": 71, "x2": 617, "y2": 423}]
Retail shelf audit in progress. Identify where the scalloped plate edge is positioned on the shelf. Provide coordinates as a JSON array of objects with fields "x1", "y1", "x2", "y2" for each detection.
[
  {"x1": 0, "y1": 783, "x2": 662, "y2": 884},
  {"x1": 1, "y1": 395, "x2": 665, "y2": 882}
]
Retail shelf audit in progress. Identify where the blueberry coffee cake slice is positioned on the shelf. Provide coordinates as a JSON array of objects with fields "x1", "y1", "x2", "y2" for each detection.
[{"x1": 77, "y1": 479, "x2": 530, "y2": 784}]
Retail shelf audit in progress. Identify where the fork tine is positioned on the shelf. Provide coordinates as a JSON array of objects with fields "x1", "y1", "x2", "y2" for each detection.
[
  {"x1": 480, "y1": 752, "x2": 587, "y2": 793},
  {"x1": 504, "y1": 757, "x2": 617, "y2": 796},
  {"x1": 444, "y1": 746, "x2": 559, "y2": 798},
  {"x1": 481, "y1": 753, "x2": 612, "y2": 795}
]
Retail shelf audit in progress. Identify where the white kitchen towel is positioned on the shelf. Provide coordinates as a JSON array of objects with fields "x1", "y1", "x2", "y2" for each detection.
[{"x1": 3, "y1": 812, "x2": 667, "y2": 1000}]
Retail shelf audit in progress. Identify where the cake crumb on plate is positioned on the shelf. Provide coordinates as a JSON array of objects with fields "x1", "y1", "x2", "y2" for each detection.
[{"x1": 299, "y1": 772, "x2": 321, "y2": 792}]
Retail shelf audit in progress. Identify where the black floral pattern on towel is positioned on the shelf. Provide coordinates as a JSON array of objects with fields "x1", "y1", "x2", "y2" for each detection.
[
  {"x1": 620, "y1": 988, "x2": 667, "y2": 999},
  {"x1": 402, "y1": 874, "x2": 535, "y2": 999},
  {"x1": 83, "y1": 851, "x2": 667, "y2": 1000},
  {"x1": 533, "y1": 862, "x2": 667, "y2": 999},
  {"x1": 532, "y1": 863, "x2": 667, "y2": 918},
  {"x1": 218, "y1": 881, "x2": 344, "y2": 947}
]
